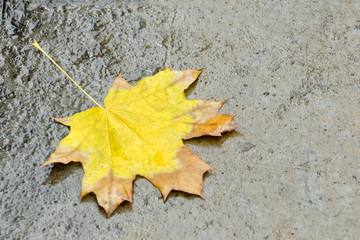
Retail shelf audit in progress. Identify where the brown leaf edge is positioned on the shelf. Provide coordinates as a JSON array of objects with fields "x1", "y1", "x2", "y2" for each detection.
[{"x1": 146, "y1": 146, "x2": 214, "y2": 200}]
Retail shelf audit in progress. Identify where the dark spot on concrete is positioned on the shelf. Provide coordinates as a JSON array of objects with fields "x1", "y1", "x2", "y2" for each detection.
[
  {"x1": 239, "y1": 142, "x2": 255, "y2": 152},
  {"x1": 276, "y1": 104, "x2": 287, "y2": 120}
]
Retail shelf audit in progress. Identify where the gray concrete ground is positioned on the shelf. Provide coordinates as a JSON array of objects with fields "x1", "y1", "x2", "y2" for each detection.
[{"x1": 1, "y1": 0, "x2": 359, "y2": 239}]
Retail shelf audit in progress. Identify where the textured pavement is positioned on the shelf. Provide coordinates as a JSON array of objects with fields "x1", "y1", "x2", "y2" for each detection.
[{"x1": 1, "y1": 0, "x2": 359, "y2": 239}]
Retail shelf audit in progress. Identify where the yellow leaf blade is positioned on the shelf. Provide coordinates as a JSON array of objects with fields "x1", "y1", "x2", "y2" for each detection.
[{"x1": 42, "y1": 68, "x2": 237, "y2": 217}]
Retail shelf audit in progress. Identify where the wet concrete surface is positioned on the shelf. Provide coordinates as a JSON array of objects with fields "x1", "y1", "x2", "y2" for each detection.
[{"x1": 1, "y1": 0, "x2": 360, "y2": 239}]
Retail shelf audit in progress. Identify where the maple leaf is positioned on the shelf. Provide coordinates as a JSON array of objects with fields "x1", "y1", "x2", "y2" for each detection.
[{"x1": 33, "y1": 41, "x2": 238, "y2": 217}]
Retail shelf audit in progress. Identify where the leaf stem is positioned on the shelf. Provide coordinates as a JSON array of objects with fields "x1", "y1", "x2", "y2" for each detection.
[{"x1": 32, "y1": 41, "x2": 104, "y2": 109}]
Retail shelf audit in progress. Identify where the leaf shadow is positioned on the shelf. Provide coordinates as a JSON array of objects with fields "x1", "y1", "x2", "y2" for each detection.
[
  {"x1": 41, "y1": 162, "x2": 82, "y2": 185},
  {"x1": 111, "y1": 201, "x2": 133, "y2": 216},
  {"x1": 185, "y1": 130, "x2": 242, "y2": 147},
  {"x1": 184, "y1": 77, "x2": 200, "y2": 96}
]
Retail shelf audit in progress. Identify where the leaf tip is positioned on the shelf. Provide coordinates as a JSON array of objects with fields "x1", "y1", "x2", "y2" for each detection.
[
  {"x1": 220, "y1": 99, "x2": 228, "y2": 106},
  {"x1": 161, "y1": 190, "x2": 171, "y2": 201},
  {"x1": 191, "y1": 68, "x2": 205, "y2": 80},
  {"x1": 110, "y1": 75, "x2": 133, "y2": 90},
  {"x1": 106, "y1": 204, "x2": 117, "y2": 218},
  {"x1": 229, "y1": 115, "x2": 242, "y2": 129},
  {"x1": 39, "y1": 161, "x2": 50, "y2": 168},
  {"x1": 199, "y1": 193, "x2": 205, "y2": 199},
  {"x1": 79, "y1": 192, "x2": 88, "y2": 200},
  {"x1": 207, "y1": 166, "x2": 215, "y2": 171},
  {"x1": 51, "y1": 116, "x2": 71, "y2": 126}
]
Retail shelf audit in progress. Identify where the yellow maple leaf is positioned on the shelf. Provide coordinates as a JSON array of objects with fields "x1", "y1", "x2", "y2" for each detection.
[{"x1": 33, "y1": 41, "x2": 238, "y2": 217}]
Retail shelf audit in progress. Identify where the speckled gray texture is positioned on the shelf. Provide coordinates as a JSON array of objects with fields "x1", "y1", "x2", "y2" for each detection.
[{"x1": 1, "y1": 0, "x2": 359, "y2": 239}]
